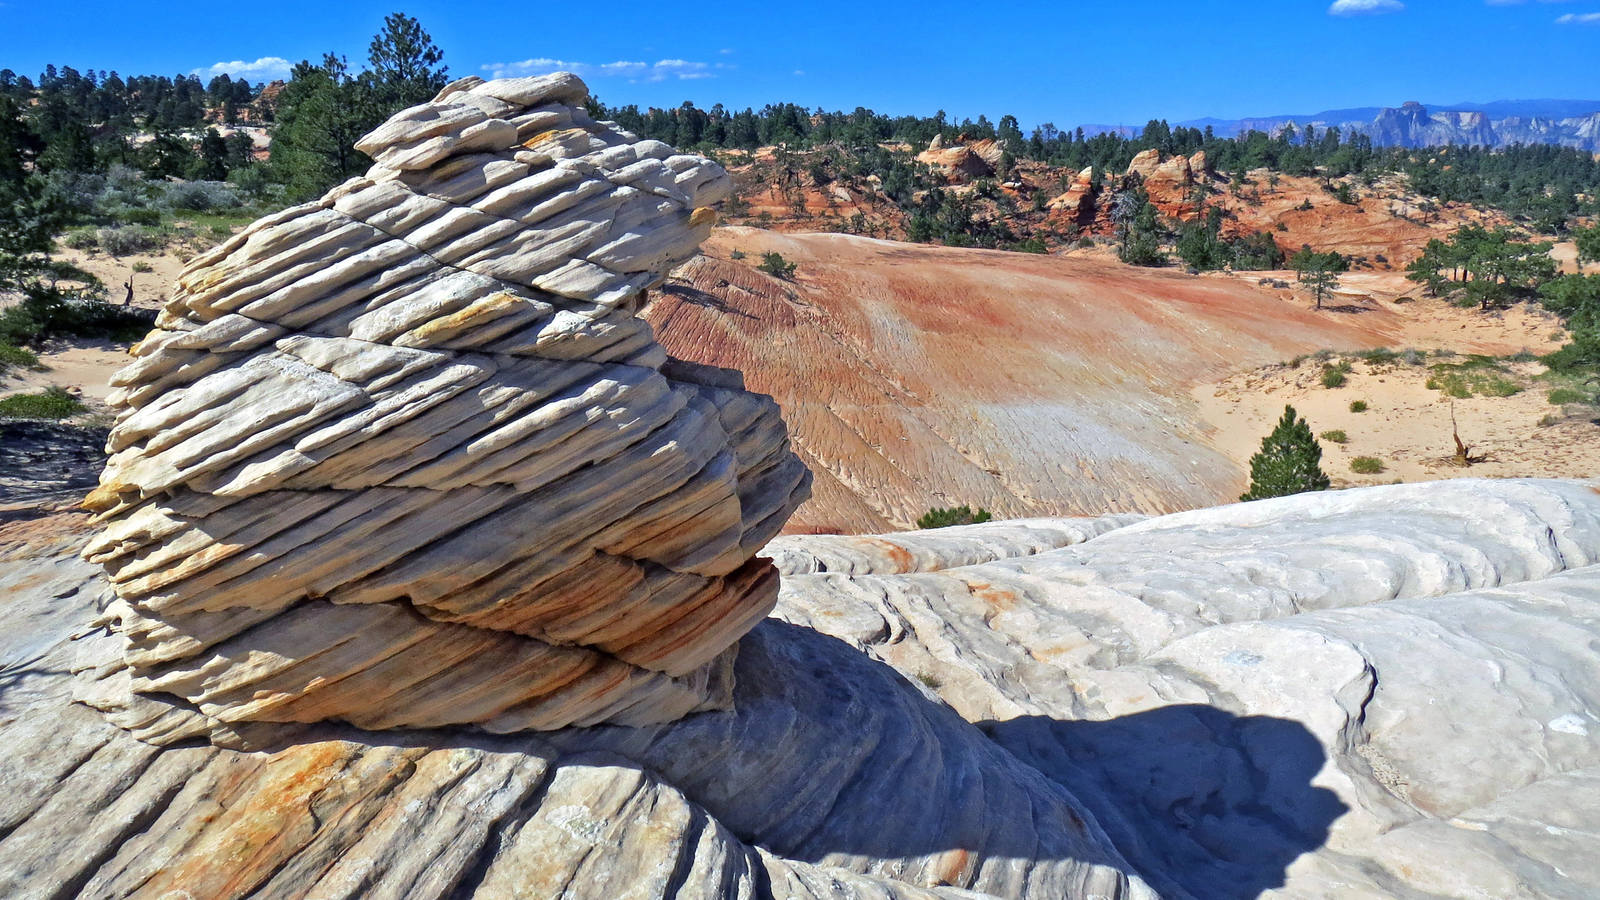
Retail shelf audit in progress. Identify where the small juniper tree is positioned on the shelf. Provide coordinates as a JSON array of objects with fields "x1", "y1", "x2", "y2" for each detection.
[
  {"x1": 1240, "y1": 405, "x2": 1330, "y2": 501},
  {"x1": 757, "y1": 251, "x2": 797, "y2": 279},
  {"x1": 916, "y1": 505, "x2": 993, "y2": 529}
]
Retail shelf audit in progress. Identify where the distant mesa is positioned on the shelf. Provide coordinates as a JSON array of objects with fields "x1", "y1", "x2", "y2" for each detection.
[
  {"x1": 1177, "y1": 99, "x2": 1600, "y2": 150},
  {"x1": 75, "y1": 72, "x2": 812, "y2": 748}
]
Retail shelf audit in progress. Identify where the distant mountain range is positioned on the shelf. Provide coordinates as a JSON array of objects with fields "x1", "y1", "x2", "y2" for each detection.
[{"x1": 1082, "y1": 100, "x2": 1600, "y2": 151}]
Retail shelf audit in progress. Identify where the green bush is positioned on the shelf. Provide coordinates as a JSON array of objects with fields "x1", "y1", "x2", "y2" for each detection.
[
  {"x1": 1350, "y1": 456, "x2": 1385, "y2": 474},
  {"x1": 0, "y1": 343, "x2": 41, "y2": 374},
  {"x1": 162, "y1": 180, "x2": 242, "y2": 212},
  {"x1": 1321, "y1": 365, "x2": 1348, "y2": 388},
  {"x1": 227, "y1": 164, "x2": 274, "y2": 200},
  {"x1": 61, "y1": 228, "x2": 99, "y2": 251},
  {"x1": 916, "y1": 505, "x2": 993, "y2": 529},
  {"x1": 1349, "y1": 400, "x2": 1368, "y2": 413},
  {"x1": 1548, "y1": 387, "x2": 1587, "y2": 405},
  {"x1": 107, "y1": 206, "x2": 163, "y2": 226},
  {"x1": 0, "y1": 386, "x2": 84, "y2": 420},
  {"x1": 757, "y1": 251, "x2": 797, "y2": 279},
  {"x1": 729, "y1": 249, "x2": 746, "y2": 260},
  {"x1": 0, "y1": 294, "x2": 154, "y2": 346},
  {"x1": 1319, "y1": 429, "x2": 1348, "y2": 443},
  {"x1": 96, "y1": 225, "x2": 165, "y2": 257}
]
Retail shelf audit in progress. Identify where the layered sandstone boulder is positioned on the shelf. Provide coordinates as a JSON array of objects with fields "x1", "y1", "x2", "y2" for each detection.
[
  {"x1": 1047, "y1": 165, "x2": 1098, "y2": 223},
  {"x1": 73, "y1": 73, "x2": 812, "y2": 748},
  {"x1": 917, "y1": 135, "x2": 1002, "y2": 182},
  {"x1": 1125, "y1": 147, "x2": 1163, "y2": 180}
]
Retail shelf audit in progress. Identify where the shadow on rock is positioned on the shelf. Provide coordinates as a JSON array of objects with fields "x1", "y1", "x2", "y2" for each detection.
[
  {"x1": 981, "y1": 706, "x2": 1349, "y2": 899},
  {"x1": 53, "y1": 605, "x2": 1345, "y2": 898}
]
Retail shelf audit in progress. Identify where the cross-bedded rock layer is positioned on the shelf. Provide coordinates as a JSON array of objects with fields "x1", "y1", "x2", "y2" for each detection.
[{"x1": 75, "y1": 73, "x2": 811, "y2": 747}]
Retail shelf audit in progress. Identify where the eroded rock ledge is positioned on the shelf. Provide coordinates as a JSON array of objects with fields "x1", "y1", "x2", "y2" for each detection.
[{"x1": 72, "y1": 73, "x2": 811, "y2": 748}]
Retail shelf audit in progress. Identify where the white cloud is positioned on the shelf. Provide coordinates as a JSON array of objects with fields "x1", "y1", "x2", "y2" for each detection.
[
  {"x1": 1328, "y1": 0, "x2": 1404, "y2": 14},
  {"x1": 793, "y1": 69, "x2": 806, "y2": 76},
  {"x1": 1557, "y1": 10, "x2": 1600, "y2": 20},
  {"x1": 192, "y1": 56, "x2": 293, "y2": 82},
  {"x1": 481, "y1": 58, "x2": 722, "y2": 82}
]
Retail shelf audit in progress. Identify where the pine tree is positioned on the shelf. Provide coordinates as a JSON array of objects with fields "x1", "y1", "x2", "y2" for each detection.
[
  {"x1": 1240, "y1": 405, "x2": 1330, "y2": 502},
  {"x1": 366, "y1": 12, "x2": 448, "y2": 109},
  {"x1": 269, "y1": 55, "x2": 377, "y2": 200}
]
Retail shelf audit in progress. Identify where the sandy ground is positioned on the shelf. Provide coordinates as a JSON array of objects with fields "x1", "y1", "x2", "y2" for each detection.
[
  {"x1": 1194, "y1": 354, "x2": 1598, "y2": 492},
  {"x1": 1, "y1": 247, "x2": 175, "y2": 410},
  {"x1": 57, "y1": 247, "x2": 183, "y2": 311},
  {"x1": 1, "y1": 340, "x2": 130, "y2": 405},
  {"x1": 1551, "y1": 241, "x2": 1600, "y2": 277},
  {"x1": 1221, "y1": 267, "x2": 1570, "y2": 353}
]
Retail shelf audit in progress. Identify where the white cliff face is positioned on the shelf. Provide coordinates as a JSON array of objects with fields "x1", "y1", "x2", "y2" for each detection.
[
  {"x1": 73, "y1": 72, "x2": 811, "y2": 748},
  {"x1": 2, "y1": 478, "x2": 1600, "y2": 896}
]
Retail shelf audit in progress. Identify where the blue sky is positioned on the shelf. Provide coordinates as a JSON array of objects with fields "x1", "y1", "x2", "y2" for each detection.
[{"x1": 1, "y1": 0, "x2": 1595, "y2": 128}]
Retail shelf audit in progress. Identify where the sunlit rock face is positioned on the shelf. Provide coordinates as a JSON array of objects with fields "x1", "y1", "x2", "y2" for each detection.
[{"x1": 75, "y1": 73, "x2": 811, "y2": 748}]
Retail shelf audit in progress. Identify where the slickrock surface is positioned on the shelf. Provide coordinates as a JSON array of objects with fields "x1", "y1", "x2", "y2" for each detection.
[
  {"x1": 4, "y1": 478, "x2": 1600, "y2": 897},
  {"x1": 1, "y1": 510, "x2": 1153, "y2": 900},
  {"x1": 778, "y1": 478, "x2": 1600, "y2": 899},
  {"x1": 74, "y1": 73, "x2": 811, "y2": 747}
]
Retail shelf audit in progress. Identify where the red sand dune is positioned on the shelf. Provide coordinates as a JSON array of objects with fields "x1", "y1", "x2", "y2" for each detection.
[{"x1": 648, "y1": 228, "x2": 1415, "y2": 533}]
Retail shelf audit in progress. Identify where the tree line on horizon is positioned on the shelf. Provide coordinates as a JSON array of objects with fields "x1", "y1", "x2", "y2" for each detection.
[
  {"x1": 0, "y1": 10, "x2": 1597, "y2": 414},
  {"x1": 595, "y1": 102, "x2": 1598, "y2": 236},
  {"x1": 3, "y1": 10, "x2": 1598, "y2": 230}
]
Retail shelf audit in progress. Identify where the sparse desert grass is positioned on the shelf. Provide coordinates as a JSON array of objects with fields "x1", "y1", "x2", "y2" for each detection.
[
  {"x1": 0, "y1": 343, "x2": 42, "y2": 375},
  {"x1": 1321, "y1": 363, "x2": 1350, "y2": 388},
  {"x1": 1349, "y1": 400, "x2": 1369, "y2": 412},
  {"x1": 1425, "y1": 355, "x2": 1524, "y2": 398},
  {"x1": 1287, "y1": 348, "x2": 1338, "y2": 368},
  {"x1": 1350, "y1": 456, "x2": 1385, "y2": 474},
  {"x1": 1290, "y1": 348, "x2": 1425, "y2": 373},
  {"x1": 1548, "y1": 387, "x2": 1588, "y2": 405},
  {"x1": 1320, "y1": 429, "x2": 1348, "y2": 443},
  {"x1": 0, "y1": 386, "x2": 84, "y2": 420}
]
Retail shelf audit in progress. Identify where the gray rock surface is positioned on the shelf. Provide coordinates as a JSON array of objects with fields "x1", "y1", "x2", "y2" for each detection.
[
  {"x1": 778, "y1": 478, "x2": 1600, "y2": 898},
  {"x1": 4, "y1": 478, "x2": 1600, "y2": 897}
]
